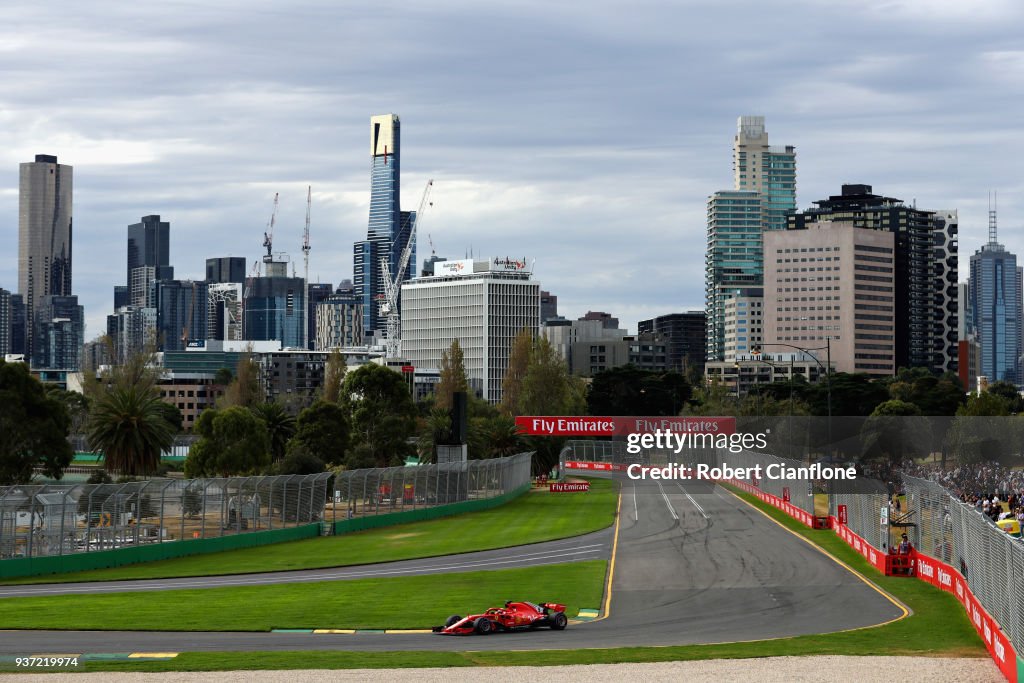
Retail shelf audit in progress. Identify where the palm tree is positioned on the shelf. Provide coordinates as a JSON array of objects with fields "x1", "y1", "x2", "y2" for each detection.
[
  {"x1": 87, "y1": 386, "x2": 175, "y2": 477},
  {"x1": 250, "y1": 402, "x2": 296, "y2": 462}
]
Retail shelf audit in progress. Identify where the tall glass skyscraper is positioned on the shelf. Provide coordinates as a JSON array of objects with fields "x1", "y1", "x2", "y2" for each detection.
[
  {"x1": 969, "y1": 207, "x2": 1022, "y2": 385},
  {"x1": 705, "y1": 118, "x2": 796, "y2": 362},
  {"x1": 18, "y1": 154, "x2": 73, "y2": 364},
  {"x1": 353, "y1": 114, "x2": 416, "y2": 342}
]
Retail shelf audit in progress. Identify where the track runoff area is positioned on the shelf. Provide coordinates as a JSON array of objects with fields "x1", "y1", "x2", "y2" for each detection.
[{"x1": 0, "y1": 415, "x2": 916, "y2": 668}]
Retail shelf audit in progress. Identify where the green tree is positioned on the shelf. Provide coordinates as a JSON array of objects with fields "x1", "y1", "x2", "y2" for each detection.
[
  {"x1": 435, "y1": 339, "x2": 469, "y2": 410},
  {"x1": 250, "y1": 402, "x2": 296, "y2": 461},
  {"x1": 500, "y1": 328, "x2": 533, "y2": 415},
  {"x1": 185, "y1": 406, "x2": 271, "y2": 477},
  {"x1": 321, "y1": 348, "x2": 347, "y2": 403},
  {"x1": 985, "y1": 381, "x2": 1023, "y2": 413},
  {"x1": 342, "y1": 363, "x2": 417, "y2": 468},
  {"x1": 588, "y1": 365, "x2": 691, "y2": 416},
  {"x1": 469, "y1": 414, "x2": 524, "y2": 459},
  {"x1": 859, "y1": 400, "x2": 930, "y2": 472},
  {"x1": 47, "y1": 387, "x2": 91, "y2": 435},
  {"x1": 885, "y1": 367, "x2": 965, "y2": 415},
  {"x1": 520, "y1": 336, "x2": 586, "y2": 416},
  {"x1": 0, "y1": 360, "x2": 74, "y2": 484},
  {"x1": 220, "y1": 349, "x2": 261, "y2": 408},
  {"x1": 154, "y1": 400, "x2": 184, "y2": 434},
  {"x1": 275, "y1": 442, "x2": 327, "y2": 475},
  {"x1": 87, "y1": 386, "x2": 175, "y2": 477},
  {"x1": 292, "y1": 400, "x2": 350, "y2": 465},
  {"x1": 213, "y1": 367, "x2": 234, "y2": 387}
]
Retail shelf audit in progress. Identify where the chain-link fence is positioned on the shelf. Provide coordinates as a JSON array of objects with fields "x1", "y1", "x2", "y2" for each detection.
[
  {"x1": 324, "y1": 453, "x2": 532, "y2": 524},
  {"x1": 0, "y1": 453, "x2": 532, "y2": 561},
  {"x1": 902, "y1": 474, "x2": 1024, "y2": 654}
]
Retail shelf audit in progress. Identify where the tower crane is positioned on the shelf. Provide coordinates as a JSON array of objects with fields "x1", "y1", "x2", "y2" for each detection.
[
  {"x1": 302, "y1": 186, "x2": 312, "y2": 349},
  {"x1": 262, "y1": 192, "x2": 279, "y2": 261},
  {"x1": 380, "y1": 179, "x2": 433, "y2": 359}
]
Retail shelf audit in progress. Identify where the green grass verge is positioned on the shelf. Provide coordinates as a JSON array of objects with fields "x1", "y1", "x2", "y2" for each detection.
[
  {"x1": 0, "y1": 561, "x2": 606, "y2": 632},
  {"x1": 0, "y1": 478, "x2": 617, "y2": 585}
]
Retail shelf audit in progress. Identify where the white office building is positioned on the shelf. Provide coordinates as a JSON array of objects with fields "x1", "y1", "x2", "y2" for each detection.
[{"x1": 401, "y1": 258, "x2": 540, "y2": 403}]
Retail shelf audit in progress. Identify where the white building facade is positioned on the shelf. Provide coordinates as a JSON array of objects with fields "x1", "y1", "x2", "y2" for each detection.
[{"x1": 401, "y1": 258, "x2": 539, "y2": 403}]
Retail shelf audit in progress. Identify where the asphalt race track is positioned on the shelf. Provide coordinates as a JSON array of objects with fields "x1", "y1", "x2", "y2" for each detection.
[
  {"x1": 0, "y1": 530, "x2": 612, "y2": 599},
  {"x1": 0, "y1": 481, "x2": 905, "y2": 654}
]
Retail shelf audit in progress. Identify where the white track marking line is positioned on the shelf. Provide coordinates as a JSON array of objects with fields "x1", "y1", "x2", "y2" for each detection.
[
  {"x1": 0, "y1": 546, "x2": 607, "y2": 597},
  {"x1": 655, "y1": 481, "x2": 679, "y2": 521},
  {"x1": 676, "y1": 483, "x2": 709, "y2": 519},
  {"x1": 632, "y1": 483, "x2": 639, "y2": 522}
]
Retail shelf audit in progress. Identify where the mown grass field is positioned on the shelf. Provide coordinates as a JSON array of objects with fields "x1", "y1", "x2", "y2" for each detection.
[
  {"x1": 0, "y1": 478, "x2": 618, "y2": 585},
  {"x1": 24, "y1": 482, "x2": 992, "y2": 673},
  {"x1": 0, "y1": 561, "x2": 607, "y2": 631}
]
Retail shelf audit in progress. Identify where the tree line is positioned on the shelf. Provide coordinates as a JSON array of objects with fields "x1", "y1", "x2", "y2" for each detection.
[{"x1": 4, "y1": 338, "x2": 1022, "y2": 485}]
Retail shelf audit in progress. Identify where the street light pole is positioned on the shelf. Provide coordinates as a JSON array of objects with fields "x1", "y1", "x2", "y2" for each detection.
[{"x1": 753, "y1": 340, "x2": 833, "y2": 459}]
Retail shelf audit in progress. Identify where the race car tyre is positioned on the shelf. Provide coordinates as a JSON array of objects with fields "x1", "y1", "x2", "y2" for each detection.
[
  {"x1": 550, "y1": 611, "x2": 568, "y2": 630},
  {"x1": 444, "y1": 615, "x2": 461, "y2": 628},
  {"x1": 473, "y1": 617, "x2": 493, "y2": 635}
]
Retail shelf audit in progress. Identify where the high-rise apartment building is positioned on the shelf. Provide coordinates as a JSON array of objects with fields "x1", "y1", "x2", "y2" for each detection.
[
  {"x1": 306, "y1": 282, "x2": 334, "y2": 350},
  {"x1": 353, "y1": 114, "x2": 416, "y2": 341},
  {"x1": 789, "y1": 185, "x2": 958, "y2": 374},
  {"x1": 33, "y1": 295, "x2": 84, "y2": 370},
  {"x1": 207, "y1": 283, "x2": 243, "y2": 341},
  {"x1": 243, "y1": 257, "x2": 305, "y2": 349},
  {"x1": 706, "y1": 117, "x2": 796, "y2": 362},
  {"x1": 705, "y1": 191, "x2": 764, "y2": 360},
  {"x1": 401, "y1": 258, "x2": 539, "y2": 403},
  {"x1": 638, "y1": 312, "x2": 707, "y2": 373},
  {"x1": 315, "y1": 288, "x2": 363, "y2": 350},
  {"x1": 723, "y1": 289, "x2": 764, "y2": 363},
  {"x1": 127, "y1": 215, "x2": 173, "y2": 287},
  {"x1": 764, "y1": 221, "x2": 896, "y2": 376},
  {"x1": 153, "y1": 280, "x2": 209, "y2": 351},
  {"x1": 733, "y1": 116, "x2": 797, "y2": 232},
  {"x1": 206, "y1": 257, "x2": 247, "y2": 284},
  {"x1": 969, "y1": 206, "x2": 1022, "y2": 385},
  {"x1": 8, "y1": 294, "x2": 26, "y2": 356},
  {"x1": 18, "y1": 155, "x2": 73, "y2": 364},
  {"x1": 0, "y1": 288, "x2": 10, "y2": 357}
]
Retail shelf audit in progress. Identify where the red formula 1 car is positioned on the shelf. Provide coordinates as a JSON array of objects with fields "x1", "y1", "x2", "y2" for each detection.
[{"x1": 432, "y1": 601, "x2": 569, "y2": 635}]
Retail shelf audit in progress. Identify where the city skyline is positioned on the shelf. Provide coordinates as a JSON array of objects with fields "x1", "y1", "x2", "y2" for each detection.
[{"x1": 0, "y1": 2, "x2": 1022, "y2": 340}]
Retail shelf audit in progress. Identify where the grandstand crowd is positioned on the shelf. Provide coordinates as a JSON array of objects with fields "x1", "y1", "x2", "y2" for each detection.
[{"x1": 900, "y1": 460, "x2": 1024, "y2": 525}]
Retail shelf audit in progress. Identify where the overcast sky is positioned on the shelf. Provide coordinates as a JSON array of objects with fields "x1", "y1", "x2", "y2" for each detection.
[{"x1": 1, "y1": 0, "x2": 1022, "y2": 339}]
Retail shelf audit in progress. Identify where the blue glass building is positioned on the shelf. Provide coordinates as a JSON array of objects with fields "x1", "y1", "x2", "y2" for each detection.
[
  {"x1": 353, "y1": 114, "x2": 416, "y2": 342},
  {"x1": 243, "y1": 271, "x2": 305, "y2": 349},
  {"x1": 969, "y1": 209, "x2": 1022, "y2": 385}
]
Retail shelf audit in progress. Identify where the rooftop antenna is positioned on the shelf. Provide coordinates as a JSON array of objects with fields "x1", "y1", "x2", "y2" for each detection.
[{"x1": 989, "y1": 191, "x2": 998, "y2": 245}]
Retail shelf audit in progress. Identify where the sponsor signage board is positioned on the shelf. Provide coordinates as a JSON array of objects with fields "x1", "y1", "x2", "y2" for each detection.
[
  {"x1": 838, "y1": 504, "x2": 848, "y2": 525},
  {"x1": 550, "y1": 482, "x2": 590, "y2": 493},
  {"x1": 489, "y1": 256, "x2": 530, "y2": 272},
  {"x1": 515, "y1": 416, "x2": 736, "y2": 436},
  {"x1": 436, "y1": 259, "x2": 472, "y2": 276}
]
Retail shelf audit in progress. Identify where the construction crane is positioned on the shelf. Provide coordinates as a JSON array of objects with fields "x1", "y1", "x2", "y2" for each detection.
[
  {"x1": 302, "y1": 186, "x2": 312, "y2": 349},
  {"x1": 262, "y1": 192, "x2": 279, "y2": 260},
  {"x1": 380, "y1": 179, "x2": 433, "y2": 359}
]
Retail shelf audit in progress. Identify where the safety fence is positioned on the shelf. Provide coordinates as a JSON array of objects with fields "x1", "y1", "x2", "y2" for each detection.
[
  {"x1": 0, "y1": 453, "x2": 533, "y2": 579},
  {"x1": 901, "y1": 475, "x2": 1024, "y2": 675}
]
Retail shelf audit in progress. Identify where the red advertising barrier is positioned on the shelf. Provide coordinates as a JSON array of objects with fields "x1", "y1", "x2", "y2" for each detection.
[
  {"x1": 550, "y1": 482, "x2": 590, "y2": 493},
  {"x1": 515, "y1": 415, "x2": 736, "y2": 436},
  {"x1": 724, "y1": 478, "x2": 817, "y2": 528},
  {"x1": 735, "y1": 483, "x2": 1019, "y2": 681},
  {"x1": 563, "y1": 460, "x2": 628, "y2": 472},
  {"x1": 913, "y1": 551, "x2": 1017, "y2": 681}
]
